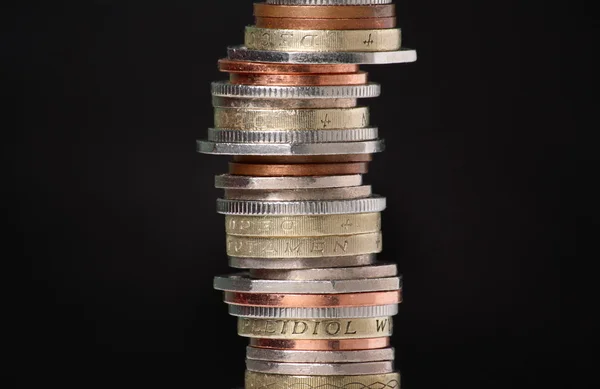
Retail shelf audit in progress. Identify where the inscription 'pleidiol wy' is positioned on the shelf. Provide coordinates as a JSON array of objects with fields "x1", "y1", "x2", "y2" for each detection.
[{"x1": 239, "y1": 318, "x2": 392, "y2": 337}]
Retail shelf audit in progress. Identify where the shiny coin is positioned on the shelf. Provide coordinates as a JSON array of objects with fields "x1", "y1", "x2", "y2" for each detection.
[
  {"x1": 212, "y1": 96, "x2": 358, "y2": 109},
  {"x1": 228, "y1": 304, "x2": 398, "y2": 319},
  {"x1": 215, "y1": 174, "x2": 362, "y2": 190},
  {"x1": 211, "y1": 81, "x2": 380, "y2": 99},
  {"x1": 249, "y1": 263, "x2": 396, "y2": 280},
  {"x1": 197, "y1": 139, "x2": 385, "y2": 155},
  {"x1": 216, "y1": 196, "x2": 386, "y2": 215},
  {"x1": 229, "y1": 254, "x2": 376, "y2": 270},
  {"x1": 245, "y1": 371, "x2": 400, "y2": 389},
  {"x1": 224, "y1": 186, "x2": 372, "y2": 201},
  {"x1": 246, "y1": 360, "x2": 394, "y2": 375},
  {"x1": 246, "y1": 347, "x2": 395, "y2": 363},
  {"x1": 215, "y1": 273, "x2": 399, "y2": 293}
]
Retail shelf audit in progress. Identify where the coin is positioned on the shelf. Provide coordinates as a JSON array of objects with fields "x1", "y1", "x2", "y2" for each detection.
[
  {"x1": 255, "y1": 17, "x2": 397, "y2": 30},
  {"x1": 211, "y1": 81, "x2": 380, "y2": 99},
  {"x1": 224, "y1": 186, "x2": 372, "y2": 201},
  {"x1": 245, "y1": 347, "x2": 395, "y2": 363},
  {"x1": 250, "y1": 337, "x2": 391, "y2": 350},
  {"x1": 230, "y1": 72, "x2": 368, "y2": 86},
  {"x1": 246, "y1": 360, "x2": 394, "y2": 375},
  {"x1": 229, "y1": 254, "x2": 377, "y2": 270},
  {"x1": 245, "y1": 27, "x2": 401, "y2": 52},
  {"x1": 216, "y1": 196, "x2": 386, "y2": 215},
  {"x1": 245, "y1": 371, "x2": 400, "y2": 389},
  {"x1": 215, "y1": 174, "x2": 363, "y2": 190},
  {"x1": 197, "y1": 139, "x2": 385, "y2": 156},
  {"x1": 225, "y1": 232, "x2": 382, "y2": 258},
  {"x1": 224, "y1": 290, "x2": 402, "y2": 307},
  {"x1": 213, "y1": 107, "x2": 369, "y2": 131},
  {"x1": 237, "y1": 317, "x2": 393, "y2": 339},
  {"x1": 232, "y1": 155, "x2": 372, "y2": 163},
  {"x1": 228, "y1": 303, "x2": 398, "y2": 319},
  {"x1": 212, "y1": 96, "x2": 358, "y2": 109},
  {"x1": 254, "y1": 3, "x2": 396, "y2": 18},
  {"x1": 218, "y1": 59, "x2": 359, "y2": 74},
  {"x1": 208, "y1": 128, "x2": 379, "y2": 144},
  {"x1": 215, "y1": 273, "x2": 399, "y2": 293},
  {"x1": 228, "y1": 162, "x2": 369, "y2": 176},
  {"x1": 249, "y1": 263, "x2": 396, "y2": 280},
  {"x1": 266, "y1": 0, "x2": 393, "y2": 4}
]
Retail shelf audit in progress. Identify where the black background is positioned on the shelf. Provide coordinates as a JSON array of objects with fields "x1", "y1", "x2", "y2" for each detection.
[{"x1": 5, "y1": 0, "x2": 573, "y2": 387}]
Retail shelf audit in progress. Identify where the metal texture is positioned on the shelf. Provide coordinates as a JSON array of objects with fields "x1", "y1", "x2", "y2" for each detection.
[
  {"x1": 228, "y1": 162, "x2": 369, "y2": 176},
  {"x1": 212, "y1": 96, "x2": 358, "y2": 109},
  {"x1": 230, "y1": 72, "x2": 368, "y2": 85},
  {"x1": 227, "y1": 45, "x2": 417, "y2": 65},
  {"x1": 255, "y1": 17, "x2": 397, "y2": 30},
  {"x1": 218, "y1": 59, "x2": 359, "y2": 74},
  {"x1": 245, "y1": 371, "x2": 400, "y2": 389},
  {"x1": 216, "y1": 196, "x2": 387, "y2": 216},
  {"x1": 211, "y1": 81, "x2": 380, "y2": 99},
  {"x1": 254, "y1": 4, "x2": 396, "y2": 18},
  {"x1": 249, "y1": 337, "x2": 391, "y2": 350},
  {"x1": 245, "y1": 27, "x2": 401, "y2": 52},
  {"x1": 197, "y1": 139, "x2": 385, "y2": 156},
  {"x1": 223, "y1": 290, "x2": 402, "y2": 307},
  {"x1": 246, "y1": 360, "x2": 394, "y2": 375},
  {"x1": 265, "y1": 0, "x2": 393, "y2": 4},
  {"x1": 249, "y1": 263, "x2": 396, "y2": 280},
  {"x1": 223, "y1": 186, "x2": 372, "y2": 201},
  {"x1": 245, "y1": 347, "x2": 395, "y2": 363},
  {"x1": 227, "y1": 303, "x2": 398, "y2": 319},
  {"x1": 214, "y1": 174, "x2": 363, "y2": 190},
  {"x1": 208, "y1": 128, "x2": 378, "y2": 144},
  {"x1": 229, "y1": 254, "x2": 377, "y2": 270}
]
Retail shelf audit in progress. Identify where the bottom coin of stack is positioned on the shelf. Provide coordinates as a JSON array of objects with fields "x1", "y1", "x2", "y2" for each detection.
[{"x1": 214, "y1": 264, "x2": 402, "y2": 389}]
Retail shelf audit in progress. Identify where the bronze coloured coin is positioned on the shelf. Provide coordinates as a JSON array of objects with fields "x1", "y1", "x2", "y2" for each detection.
[
  {"x1": 228, "y1": 162, "x2": 369, "y2": 176},
  {"x1": 230, "y1": 72, "x2": 368, "y2": 86},
  {"x1": 224, "y1": 290, "x2": 402, "y2": 307},
  {"x1": 254, "y1": 4, "x2": 396, "y2": 19},
  {"x1": 218, "y1": 59, "x2": 359, "y2": 74},
  {"x1": 255, "y1": 17, "x2": 397, "y2": 30}
]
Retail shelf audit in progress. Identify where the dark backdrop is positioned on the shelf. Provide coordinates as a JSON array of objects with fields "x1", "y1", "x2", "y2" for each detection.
[{"x1": 6, "y1": 0, "x2": 572, "y2": 387}]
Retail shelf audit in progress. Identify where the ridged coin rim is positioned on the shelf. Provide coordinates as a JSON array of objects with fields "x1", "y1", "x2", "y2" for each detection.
[
  {"x1": 216, "y1": 196, "x2": 386, "y2": 215},
  {"x1": 211, "y1": 81, "x2": 380, "y2": 99},
  {"x1": 207, "y1": 128, "x2": 379, "y2": 144},
  {"x1": 228, "y1": 304, "x2": 399, "y2": 319}
]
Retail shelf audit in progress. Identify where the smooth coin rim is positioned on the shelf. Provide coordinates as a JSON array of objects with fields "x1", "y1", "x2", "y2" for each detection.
[
  {"x1": 214, "y1": 174, "x2": 363, "y2": 190},
  {"x1": 249, "y1": 263, "x2": 396, "y2": 280},
  {"x1": 197, "y1": 139, "x2": 385, "y2": 156},
  {"x1": 246, "y1": 360, "x2": 394, "y2": 375},
  {"x1": 245, "y1": 346, "x2": 395, "y2": 363},
  {"x1": 229, "y1": 254, "x2": 376, "y2": 269}
]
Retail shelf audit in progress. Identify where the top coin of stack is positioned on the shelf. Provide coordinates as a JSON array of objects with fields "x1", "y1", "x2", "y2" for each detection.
[{"x1": 197, "y1": 1, "x2": 415, "y2": 388}]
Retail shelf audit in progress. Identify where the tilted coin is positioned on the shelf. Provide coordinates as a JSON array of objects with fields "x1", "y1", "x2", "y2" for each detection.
[
  {"x1": 214, "y1": 273, "x2": 398, "y2": 293},
  {"x1": 225, "y1": 233, "x2": 382, "y2": 258},
  {"x1": 246, "y1": 347, "x2": 395, "y2": 363},
  {"x1": 245, "y1": 371, "x2": 401, "y2": 389},
  {"x1": 216, "y1": 196, "x2": 386, "y2": 215},
  {"x1": 228, "y1": 304, "x2": 398, "y2": 319},
  {"x1": 249, "y1": 263, "x2": 396, "y2": 280},
  {"x1": 229, "y1": 254, "x2": 376, "y2": 270},
  {"x1": 246, "y1": 360, "x2": 394, "y2": 376},
  {"x1": 228, "y1": 45, "x2": 417, "y2": 65},
  {"x1": 237, "y1": 317, "x2": 393, "y2": 339},
  {"x1": 211, "y1": 81, "x2": 380, "y2": 99},
  {"x1": 215, "y1": 174, "x2": 363, "y2": 190},
  {"x1": 197, "y1": 139, "x2": 385, "y2": 155},
  {"x1": 224, "y1": 186, "x2": 372, "y2": 201},
  {"x1": 245, "y1": 27, "x2": 401, "y2": 52},
  {"x1": 266, "y1": 0, "x2": 393, "y2": 4},
  {"x1": 213, "y1": 107, "x2": 369, "y2": 131},
  {"x1": 212, "y1": 96, "x2": 358, "y2": 109}
]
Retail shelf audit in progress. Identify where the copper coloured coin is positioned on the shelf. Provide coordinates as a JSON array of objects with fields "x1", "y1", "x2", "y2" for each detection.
[
  {"x1": 232, "y1": 155, "x2": 372, "y2": 164},
  {"x1": 218, "y1": 59, "x2": 359, "y2": 74},
  {"x1": 250, "y1": 338, "x2": 391, "y2": 351},
  {"x1": 228, "y1": 162, "x2": 369, "y2": 176},
  {"x1": 224, "y1": 291, "x2": 402, "y2": 307},
  {"x1": 254, "y1": 4, "x2": 396, "y2": 19},
  {"x1": 255, "y1": 17, "x2": 397, "y2": 30},
  {"x1": 230, "y1": 72, "x2": 368, "y2": 86}
]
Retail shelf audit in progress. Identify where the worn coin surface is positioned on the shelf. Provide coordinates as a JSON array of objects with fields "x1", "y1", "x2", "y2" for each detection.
[
  {"x1": 215, "y1": 174, "x2": 363, "y2": 190},
  {"x1": 245, "y1": 371, "x2": 400, "y2": 389},
  {"x1": 223, "y1": 186, "x2": 372, "y2": 201},
  {"x1": 197, "y1": 139, "x2": 385, "y2": 155},
  {"x1": 228, "y1": 162, "x2": 369, "y2": 176},
  {"x1": 249, "y1": 263, "x2": 395, "y2": 280},
  {"x1": 245, "y1": 27, "x2": 401, "y2": 52},
  {"x1": 246, "y1": 360, "x2": 394, "y2": 375},
  {"x1": 216, "y1": 196, "x2": 386, "y2": 215},
  {"x1": 212, "y1": 96, "x2": 358, "y2": 109},
  {"x1": 230, "y1": 72, "x2": 368, "y2": 85},
  {"x1": 228, "y1": 303, "x2": 398, "y2": 319},
  {"x1": 250, "y1": 337, "x2": 391, "y2": 350},
  {"x1": 255, "y1": 17, "x2": 397, "y2": 30},
  {"x1": 211, "y1": 81, "x2": 380, "y2": 99},
  {"x1": 224, "y1": 290, "x2": 402, "y2": 307},
  {"x1": 254, "y1": 3, "x2": 396, "y2": 18}
]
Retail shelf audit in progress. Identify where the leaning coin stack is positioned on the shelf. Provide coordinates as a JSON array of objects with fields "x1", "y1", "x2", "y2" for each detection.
[{"x1": 197, "y1": 1, "x2": 416, "y2": 388}]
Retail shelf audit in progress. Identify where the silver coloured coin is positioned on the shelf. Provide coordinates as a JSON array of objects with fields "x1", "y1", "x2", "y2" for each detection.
[
  {"x1": 228, "y1": 304, "x2": 399, "y2": 319},
  {"x1": 216, "y1": 196, "x2": 386, "y2": 215},
  {"x1": 229, "y1": 254, "x2": 376, "y2": 269},
  {"x1": 215, "y1": 174, "x2": 363, "y2": 190},
  {"x1": 224, "y1": 186, "x2": 371, "y2": 201},
  {"x1": 197, "y1": 139, "x2": 385, "y2": 156},
  {"x1": 246, "y1": 347, "x2": 395, "y2": 363},
  {"x1": 212, "y1": 96, "x2": 358, "y2": 109},
  {"x1": 266, "y1": 0, "x2": 392, "y2": 4},
  {"x1": 249, "y1": 263, "x2": 396, "y2": 281},
  {"x1": 228, "y1": 46, "x2": 417, "y2": 65},
  {"x1": 207, "y1": 128, "x2": 379, "y2": 144},
  {"x1": 214, "y1": 273, "x2": 401, "y2": 294},
  {"x1": 246, "y1": 360, "x2": 394, "y2": 375},
  {"x1": 211, "y1": 81, "x2": 380, "y2": 99}
]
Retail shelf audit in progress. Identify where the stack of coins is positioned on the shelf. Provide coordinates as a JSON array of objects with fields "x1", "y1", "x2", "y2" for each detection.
[{"x1": 198, "y1": 1, "x2": 415, "y2": 388}]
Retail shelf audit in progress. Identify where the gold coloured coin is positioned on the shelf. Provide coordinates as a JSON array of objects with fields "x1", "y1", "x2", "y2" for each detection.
[
  {"x1": 245, "y1": 371, "x2": 401, "y2": 389},
  {"x1": 245, "y1": 27, "x2": 402, "y2": 52},
  {"x1": 226, "y1": 232, "x2": 382, "y2": 258},
  {"x1": 238, "y1": 317, "x2": 393, "y2": 339},
  {"x1": 226, "y1": 213, "x2": 381, "y2": 237},
  {"x1": 214, "y1": 107, "x2": 369, "y2": 131}
]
